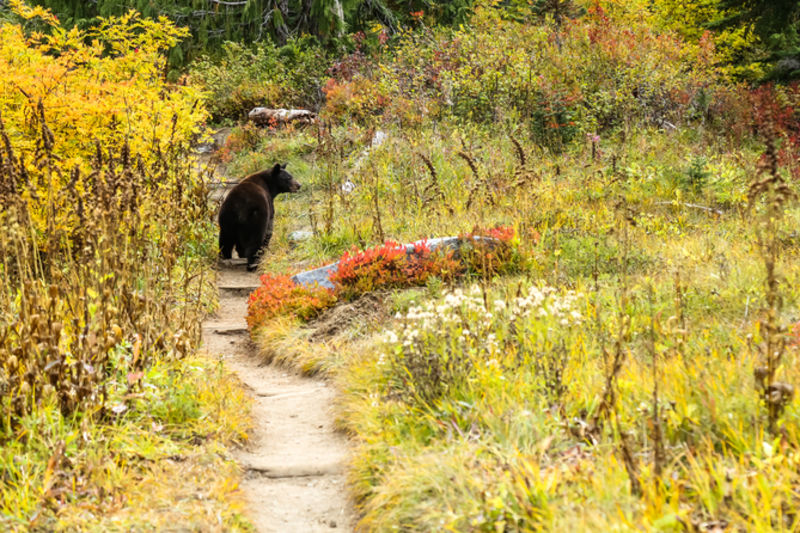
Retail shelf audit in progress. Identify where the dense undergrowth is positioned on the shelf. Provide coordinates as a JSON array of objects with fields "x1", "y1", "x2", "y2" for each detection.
[
  {"x1": 231, "y1": 1, "x2": 800, "y2": 530},
  {"x1": 0, "y1": 4, "x2": 250, "y2": 530},
  {"x1": 3, "y1": 0, "x2": 800, "y2": 529}
]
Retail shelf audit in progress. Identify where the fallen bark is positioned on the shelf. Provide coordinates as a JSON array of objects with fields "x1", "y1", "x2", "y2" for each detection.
[
  {"x1": 248, "y1": 107, "x2": 317, "y2": 126},
  {"x1": 654, "y1": 201, "x2": 724, "y2": 216}
]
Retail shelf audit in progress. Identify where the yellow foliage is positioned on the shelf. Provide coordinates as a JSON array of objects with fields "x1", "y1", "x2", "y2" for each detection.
[
  {"x1": 648, "y1": 0, "x2": 761, "y2": 78},
  {"x1": 0, "y1": 3, "x2": 207, "y2": 175}
]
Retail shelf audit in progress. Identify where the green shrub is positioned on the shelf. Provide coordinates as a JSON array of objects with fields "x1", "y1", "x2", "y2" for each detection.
[
  {"x1": 322, "y1": 3, "x2": 738, "y2": 150},
  {"x1": 188, "y1": 38, "x2": 331, "y2": 123}
]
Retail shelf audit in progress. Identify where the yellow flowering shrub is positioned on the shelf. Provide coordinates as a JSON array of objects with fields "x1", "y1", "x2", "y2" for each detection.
[{"x1": 1, "y1": 0, "x2": 207, "y2": 173}]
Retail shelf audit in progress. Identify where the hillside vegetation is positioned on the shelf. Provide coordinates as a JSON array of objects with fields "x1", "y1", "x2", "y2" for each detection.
[
  {"x1": 2, "y1": 0, "x2": 800, "y2": 530},
  {"x1": 231, "y1": 2, "x2": 800, "y2": 531},
  {"x1": 0, "y1": 2, "x2": 249, "y2": 530}
]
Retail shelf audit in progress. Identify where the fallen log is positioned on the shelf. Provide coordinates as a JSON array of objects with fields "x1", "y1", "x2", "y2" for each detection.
[{"x1": 248, "y1": 107, "x2": 317, "y2": 126}]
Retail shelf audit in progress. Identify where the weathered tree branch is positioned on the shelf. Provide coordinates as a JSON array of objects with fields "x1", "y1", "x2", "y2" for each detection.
[{"x1": 248, "y1": 107, "x2": 317, "y2": 126}]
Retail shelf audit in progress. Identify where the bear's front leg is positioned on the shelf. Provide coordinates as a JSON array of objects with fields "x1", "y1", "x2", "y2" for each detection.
[{"x1": 262, "y1": 229, "x2": 273, "y2": 250}]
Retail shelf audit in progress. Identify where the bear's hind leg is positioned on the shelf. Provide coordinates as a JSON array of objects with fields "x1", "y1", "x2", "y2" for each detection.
[
  {"x1": 244, "y1": 244, "x2": 264, "y2": 272},
  {"x1": 219, "y1": 230, "x2": 234, "y2": 259},
  {"x1": 237, "y1": 206, "x2": 269, "y2": 271},
  {"x1": 249, "y1": 221, "x2": 273, "y2": 271},
  {"x1": 237, "y1": 228, "x2": 264, "y2": 272}
]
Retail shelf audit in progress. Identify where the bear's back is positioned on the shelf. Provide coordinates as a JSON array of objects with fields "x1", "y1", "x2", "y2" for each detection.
[{"x1": 220, "y1": 178, "x2": 273, "y2": 226}]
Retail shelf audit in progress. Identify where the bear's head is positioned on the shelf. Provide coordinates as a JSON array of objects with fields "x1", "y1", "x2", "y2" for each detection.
[{"x1": 269, "y1": 163, "x2": 301, "y2": 195}]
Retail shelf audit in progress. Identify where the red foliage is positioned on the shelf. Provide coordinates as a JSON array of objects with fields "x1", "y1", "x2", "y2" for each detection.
[
  {"x1": 216, "y1": 123, "x2": 262, "y2": 163},
  {"x1": 471, "y1": 225, "x2": 515, "y2": 243},
  {"x1": 459, "y1": 226, "x2": 519, "y2": 274},
  {"x1": 246, "y1": 274, "x2": 336, "y2": 329},
  {"x1": 749, "y1": 83, "x2": 800, "y2": 179},
  {"x1": 330, "y1": 239, "x2": 461, "y2": 298},
  {"x1": 247, "y1": 229, "x2": 522, "y2": 329}
]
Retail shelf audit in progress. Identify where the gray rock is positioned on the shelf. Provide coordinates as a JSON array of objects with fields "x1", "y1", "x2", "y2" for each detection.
[
  {"x1": 290, "y1": 235, "x2": 501, "y2": 289},
  {"x1": 776, "y1": 58, "x2": 800, "y2": 75},
  {"x1": 291, "y1": 262, "x2": 340, "y2": 289},
  {"x1": 412, "y1": 235, "x2": 499, "y2": 256},
  {"x1": 288, "y1": 230, "x2": 314, "y2": 244}
]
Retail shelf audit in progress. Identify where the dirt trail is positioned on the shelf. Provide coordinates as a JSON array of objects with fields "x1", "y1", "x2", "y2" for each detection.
[{"x1": 202, "y1": 263, "x2": 354, "y2": 532}]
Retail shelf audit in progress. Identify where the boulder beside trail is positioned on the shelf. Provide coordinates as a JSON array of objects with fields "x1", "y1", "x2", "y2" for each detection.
[
  {"x1": 287, "y1": 230, "x2": 314, "y2": 245},
  {"x1": 292, "y1": 263, "x2": 340, "y2": 290}
]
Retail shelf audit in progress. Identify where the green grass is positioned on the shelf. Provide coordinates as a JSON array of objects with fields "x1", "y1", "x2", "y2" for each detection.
[
  {"x1": 235, "y1": 112, "x2": 800, "y2": 531},
  {"x1": 0, "y1": 354, "x2": 253, "y2": 532},
  {"x1": 210, "y1": 2, "x2": 800, "y2": 528}
]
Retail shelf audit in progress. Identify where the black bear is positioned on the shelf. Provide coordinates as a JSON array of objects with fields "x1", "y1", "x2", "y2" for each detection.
[{"x1": 218, "y1": 163, "x2": 301, "y2": 271}]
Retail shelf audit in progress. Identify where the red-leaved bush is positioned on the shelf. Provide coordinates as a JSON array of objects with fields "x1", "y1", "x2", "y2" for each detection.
[
  {"x1": 247, "y1": 274, "x2": 337, "y2": 328},
  {"x1": 472, "y1": 225, "x2": 515, "y2": 243},
  {"x1": 749, "y1": 83, "x2": 800, "y2": 180},
  {"x1": 330, "y1": 239, "x2": 461, "y2": 299},
  {"x1": 457, "y1": 225, "x2": 520, "y2": 275},
  {"x1": 246, "y1": 227, "x2": 519, "y2": 331}
]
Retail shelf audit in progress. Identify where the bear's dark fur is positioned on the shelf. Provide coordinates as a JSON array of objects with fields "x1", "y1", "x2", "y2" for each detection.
[{"x1": 218, "y1": 163, "x2": 301, "y2": 271}]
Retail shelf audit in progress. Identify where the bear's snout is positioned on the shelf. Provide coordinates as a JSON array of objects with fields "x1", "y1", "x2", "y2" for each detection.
[{"x1": 290, "y1": 181, "x2": 301, "y2": 192}]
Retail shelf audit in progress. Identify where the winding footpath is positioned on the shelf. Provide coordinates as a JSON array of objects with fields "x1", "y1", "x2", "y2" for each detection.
[{"x1": 201, "y1": 264, "x2": 354, "y2": 532}]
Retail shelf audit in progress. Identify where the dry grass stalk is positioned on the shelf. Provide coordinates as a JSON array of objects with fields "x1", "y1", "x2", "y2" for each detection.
[
  {"x1": 747, "y1": 133, "x2": 796, "y2": 431},
  {"x1": 459, "y1": 151, "x2": 496, "y2": 209},
  {"x1": 417, "y1": 152, "x2": 446, "y2": 210}
]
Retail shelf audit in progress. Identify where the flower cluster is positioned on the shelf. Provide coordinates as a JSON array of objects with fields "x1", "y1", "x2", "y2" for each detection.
[
  {"x1": 384, "y1": 284, "x2": 584, "y2": 403},
  {"x1": 506, "y1": 286, "x2": 584, "y2": 326},
  {"x1": 393, "y1": 284, "x2": 583, "y2": 340}
]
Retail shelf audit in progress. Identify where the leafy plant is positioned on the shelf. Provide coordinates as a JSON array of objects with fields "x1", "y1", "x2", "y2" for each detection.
[
  {"x1": 246, "y1": 228, "x2": 521, "y2": 332},
  {"x1": 0, "y1": 4, "x2": 248, "y2": 529},
  {"x1": 247, "y1": 274, "x2": 337, "y2": 327},
  {"x1": 187, "y1": 38, "x2": 331, "y2": 122},
  {"x1": 0, "y1": 1, "x2": 212, "y2": 430},
  {"x1": 331, "y1": 239, "x2": 461, "y2": 299}
]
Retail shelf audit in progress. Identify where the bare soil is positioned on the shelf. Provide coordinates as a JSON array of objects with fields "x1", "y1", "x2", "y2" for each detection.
[{"x1": 201, "y1": 263, "x2": 354, "y2": 532}]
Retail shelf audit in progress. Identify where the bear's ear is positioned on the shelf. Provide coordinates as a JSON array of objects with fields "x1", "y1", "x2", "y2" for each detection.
[
  {"x1": 271, "y1": 163, "x2": 282, "y2": 174},
  {"x1": 280, "y1": 162, "x2": 288, "y2": 169}
]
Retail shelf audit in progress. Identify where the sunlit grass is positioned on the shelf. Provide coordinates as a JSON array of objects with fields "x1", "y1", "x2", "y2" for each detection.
[
  {"x1": 239, "y1": 111, "x2": 800, "y2": 531},
  {"x1": 0, "y1": 355, "x2": 252, "y2": 531}
]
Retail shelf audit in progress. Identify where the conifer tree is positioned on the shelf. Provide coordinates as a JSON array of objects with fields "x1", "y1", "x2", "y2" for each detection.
[{"x1": 713, "y1": 0, "x2": 800, "y2": 80}]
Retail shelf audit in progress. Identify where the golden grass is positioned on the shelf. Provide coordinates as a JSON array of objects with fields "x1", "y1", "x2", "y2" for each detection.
[{"x1": 239, "y1": 117, "x2": 800, "y2": 531}]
